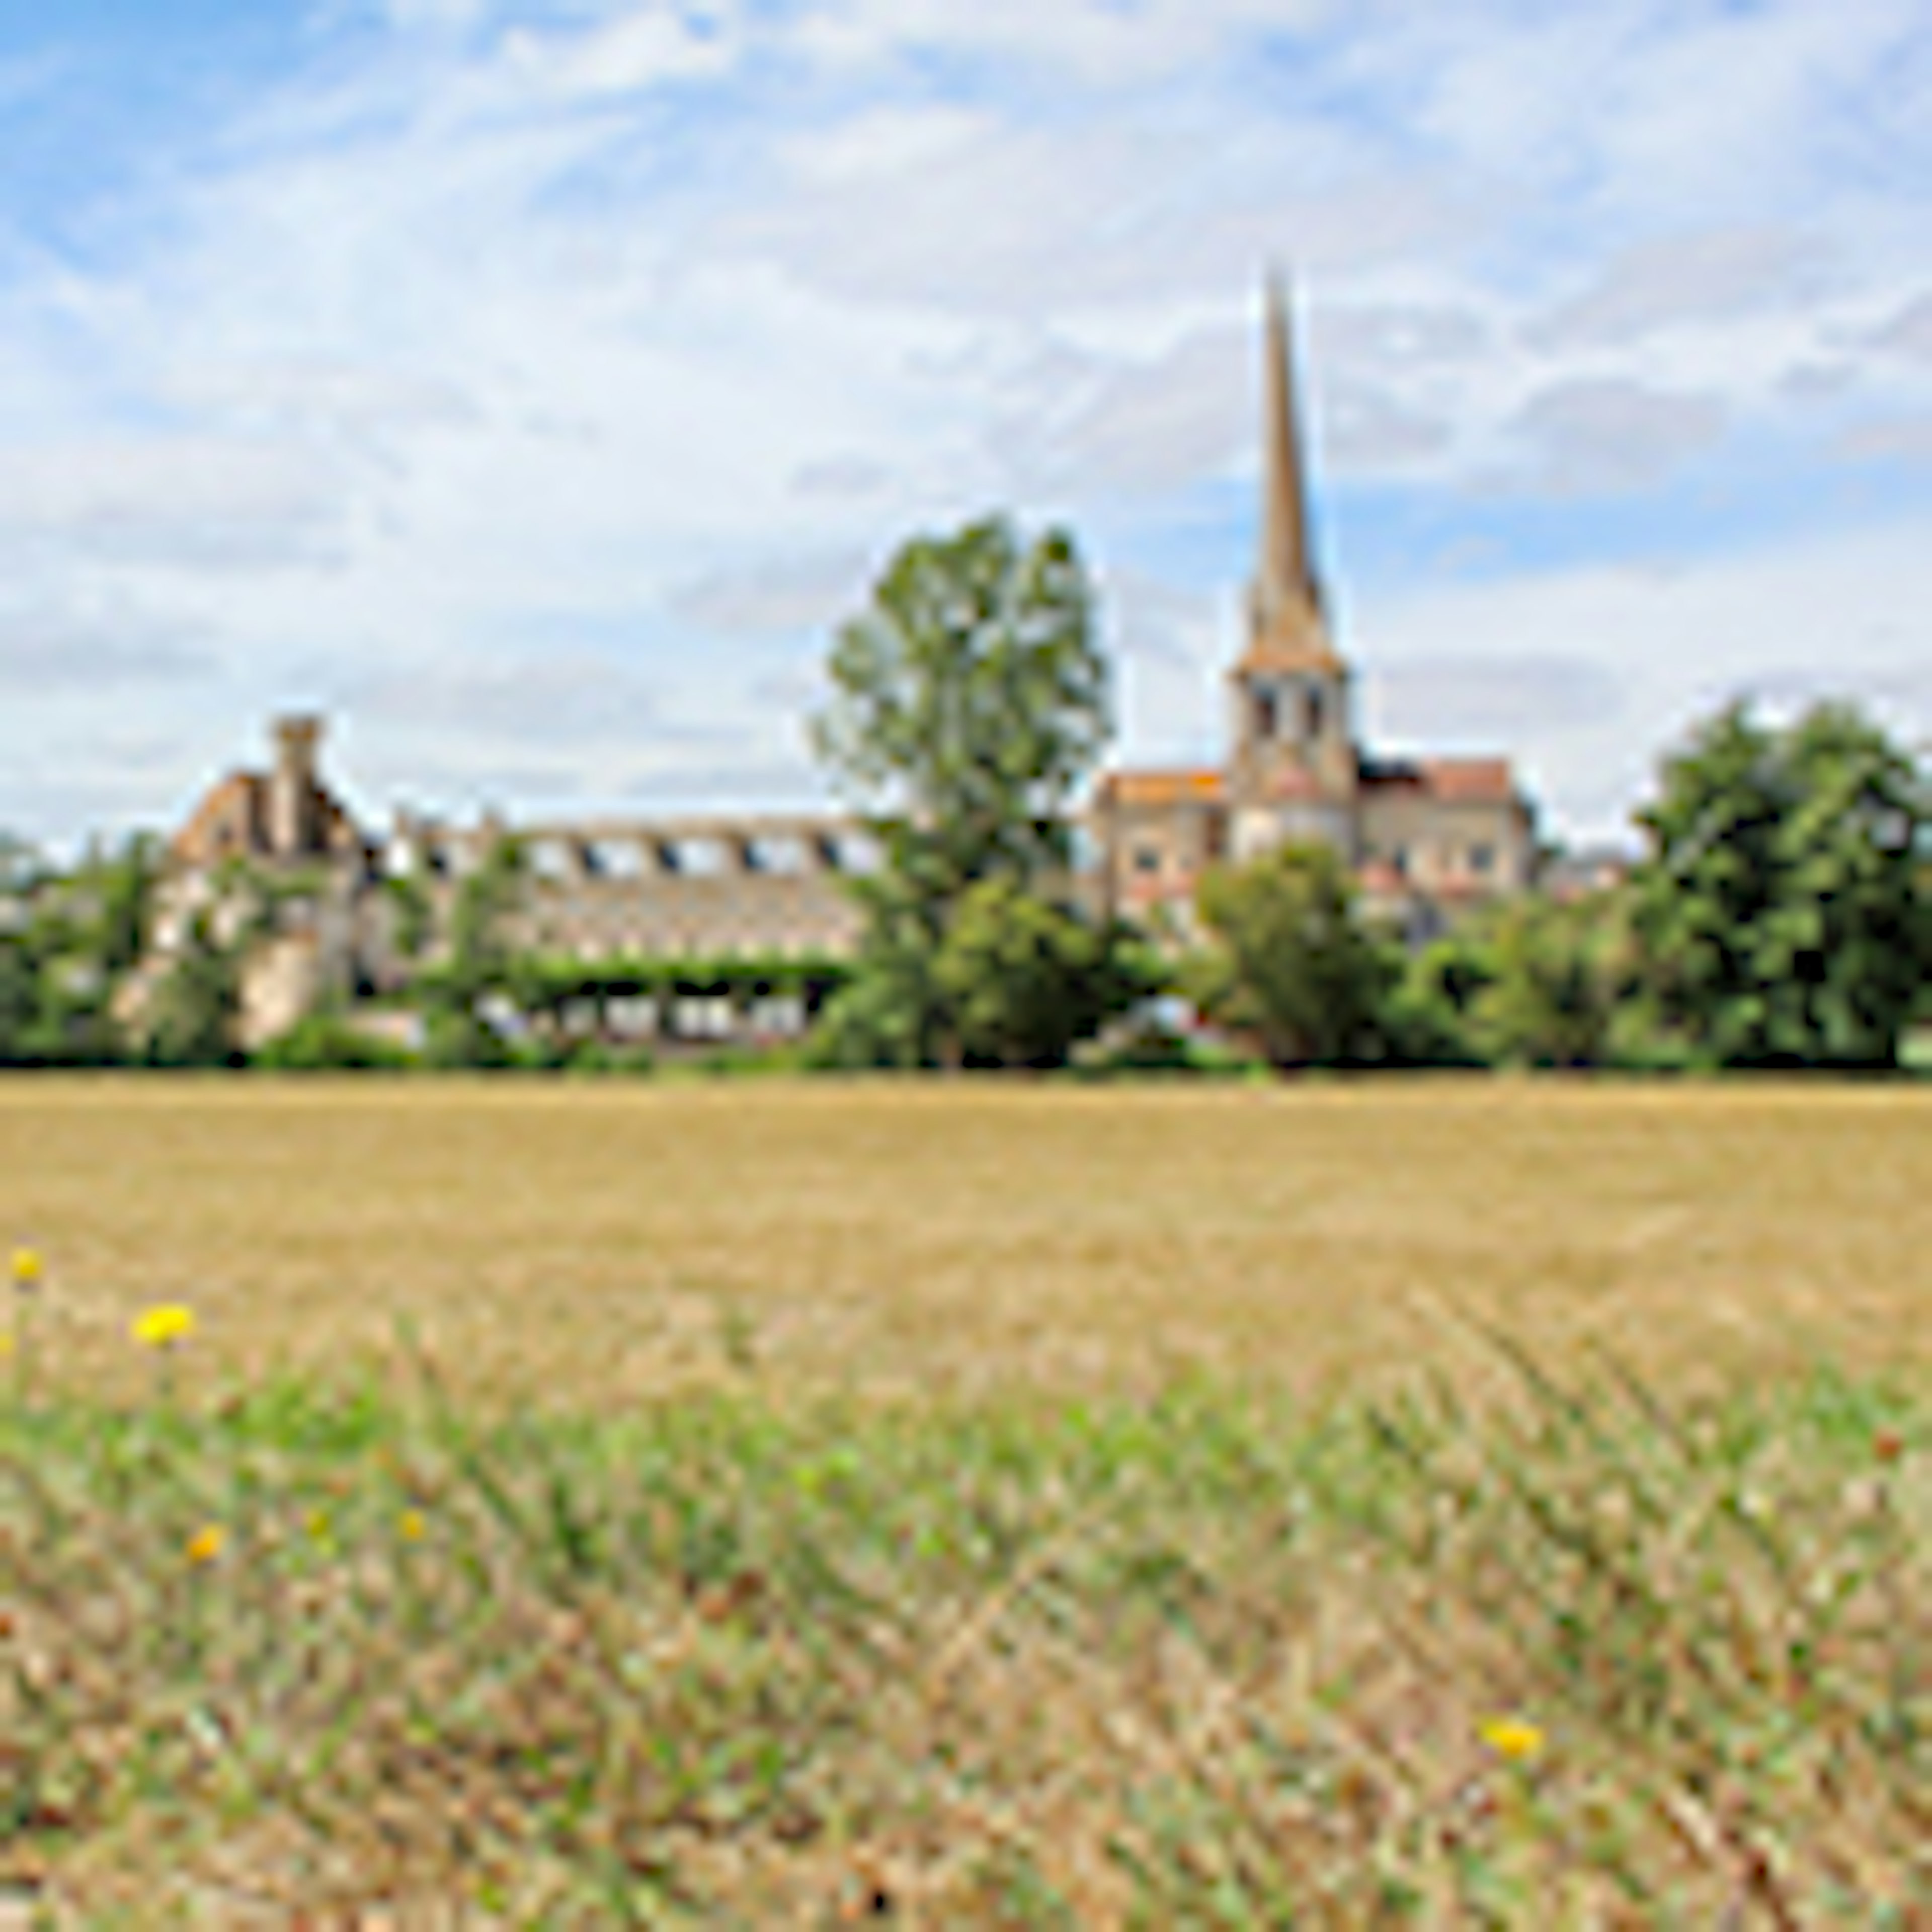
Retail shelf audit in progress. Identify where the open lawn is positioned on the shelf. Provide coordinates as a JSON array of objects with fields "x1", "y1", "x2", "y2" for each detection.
[
  {"x1": 2, "y1": 1075, "x2": 1928, "y2": 1406},
  {"x1": 4, "y1": 1077, "x2": 1930, "y2": 1922}
]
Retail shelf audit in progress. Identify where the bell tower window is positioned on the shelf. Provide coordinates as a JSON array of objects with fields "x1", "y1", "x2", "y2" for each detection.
[{"x1": 1253, "y1": 684, "x2": 1278, "y2": 740}]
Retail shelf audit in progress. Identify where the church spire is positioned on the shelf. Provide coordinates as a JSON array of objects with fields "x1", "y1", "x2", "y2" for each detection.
[{"x1": 1244, "y1": 271, "x2": 1336, "y2": 669}]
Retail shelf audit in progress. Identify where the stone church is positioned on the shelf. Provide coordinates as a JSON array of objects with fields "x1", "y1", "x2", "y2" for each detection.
[
  {"x1": 1091, "y1": 281, "x2": 1537, "y2": 940},
  {"x1": 133, "y1": 280, "x2": 1539, "y2": 1047}
]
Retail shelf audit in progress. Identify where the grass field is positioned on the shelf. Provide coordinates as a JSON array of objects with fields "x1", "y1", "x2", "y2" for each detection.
[
  {"x1": 3, "y1": 1077, "x2": 1930, "y2": 1922},
  {"x1": 4, "y1": 1076, "x2": 1929, "y2": 1407}
]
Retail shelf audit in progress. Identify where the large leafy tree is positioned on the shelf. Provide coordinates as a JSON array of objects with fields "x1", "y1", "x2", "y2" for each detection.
[
  {"x1": 810, "y1": 517, "x2": 1113, "y2": 1065},
  {"x1": 1628, "y1": 700, "x2": 1927, "y2": 1069},
  {"x1": 933, "y1": 877, "x2": 1155, "y2": 1069},
  {"x1": 1387, "y1": 889, "x2": 1631, "y2": 1070},
  {"x1": 813, "y1": 518, "x2": 1107, "y2": 905},
  {"x1": 1466, "y1": 893, "x2": 1624, "y2": 1069},
  {"x1": 1189, "y1": 841, "x2": 1393, "y2": 1066},
  {"x1": 805, "y1": 879, "x2": 947, "y2": 1070}
]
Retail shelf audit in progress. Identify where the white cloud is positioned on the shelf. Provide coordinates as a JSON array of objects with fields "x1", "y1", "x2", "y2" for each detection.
[
  {"x1": 384, "y1": 0, "x2": 490, "y2": 29},
  {"x1": 1833, "y1": 414, "x2": 1932, "y2": 466},
  {"x1": 1531, "y1": 228, "x2": 1836, "y2": 349},
  {"x1": 670, "y1": 549, "x2": 873, "y2": 636},
  {"x1": 0, "y1": 596, "x2": 213, "y2": 689},
  {"x1": 787, "y1": 0, "x2": 1337, "y2": 88},
  {"x1": 0, "y1": 436, "x2": 348, "y2": 568},
  {"x1": 1868, "y1": 291, "x2": 1932, "y2": 363},
  {"x1": 497, "y1": 4, "x2": 743, "y2": 99},
  {"x1": 1355, "y1": 519, "x2": 1932, "y2": 842},
  {"x1": 1506, "y1": 379, "x2": 1730, "y2": 495},
  {"x1": 1376, "y1": 654, "x2": 1626, "y2": 739},
  {"x1": 780, "y1": 103, "x2": 989, "y2": 184}
]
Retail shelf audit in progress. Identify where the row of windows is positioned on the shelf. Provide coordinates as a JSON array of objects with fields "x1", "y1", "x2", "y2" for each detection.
[
  {"x1": 555, "y1": 995, "x2": 812, "y2": 1041},
  {"x1": 1374, "y1": 841, "x2": 1499, "y2": 879},
  {"x1": 1127, "y1": 840, "x2": 1501, "y2": 880},
  {"x1": 531, "y1": 933, "x2": 849, "y2": 962},
  {"x1": 386, "y1": 835, "x2": 879, "y2": 883}
]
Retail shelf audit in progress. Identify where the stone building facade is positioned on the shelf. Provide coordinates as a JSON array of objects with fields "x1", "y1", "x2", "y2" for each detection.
[
  {"x1": 129, "y1": 720, "x2": 872, "y2": 1048},
  {"x1": 133, "y1": 280, "x2": 1539, "y2": 1048}
]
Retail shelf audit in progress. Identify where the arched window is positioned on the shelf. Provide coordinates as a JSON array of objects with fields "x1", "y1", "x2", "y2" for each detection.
[
  {"x1": 1253, "y1": 683, "x2": 1278, "y2": 740},
  {"x1": 1306, "y1": 685, "x2": 1325, "y2": 740}
]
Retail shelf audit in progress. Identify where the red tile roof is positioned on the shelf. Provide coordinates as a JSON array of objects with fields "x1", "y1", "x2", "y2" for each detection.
[
  {"x1": 1099, "y1": 768, "x2": 1225, "y2": 807},
  {"x1": 1362, "y1": 756, "x2": 1518, "y2": 805},
  {"x1": 1421, "y1": 757, "x2": 1517, "y2": 802}
]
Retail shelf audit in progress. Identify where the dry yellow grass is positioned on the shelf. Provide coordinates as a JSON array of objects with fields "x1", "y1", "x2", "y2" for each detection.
[{"x1": 3, "y1": 1074, "x2": 1928, "y2": 1407}]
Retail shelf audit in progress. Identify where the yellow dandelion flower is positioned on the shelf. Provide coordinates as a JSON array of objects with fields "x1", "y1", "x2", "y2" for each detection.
[
  {"x1": 1480, "y1": 1716, "x2": 1546, "y2": 1763},
  {"x1": 11, "y1": 1248, "x2": 42, "y2": 1290},
  {"x1": 0, "y1": 1331, "x2": 13, "y2": 1359},
  {"x1": 399, "y1": 1509, "x2": 427, "y2": 1543},
  {"x1": 306, "y1": 1507, "x2": 332, "y2": 1542},
  {"x1": 186, "y1": 1524, "x2": 225, "y2": 1566},
  {"x1": 132, "y1": 1304, "x2": 195, "y2": 1349}
]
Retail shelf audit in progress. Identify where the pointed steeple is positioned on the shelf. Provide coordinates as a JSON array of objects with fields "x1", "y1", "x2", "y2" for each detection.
[{"x1": 1243, "y1": 272, "x2": 1337, "y2": 670}]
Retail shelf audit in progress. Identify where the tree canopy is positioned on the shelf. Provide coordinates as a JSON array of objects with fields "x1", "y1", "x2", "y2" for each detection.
[
  {"x1": 0, "y1": 833, "x2": 159, "y2": 1067},
  {"x1": 1627, "y1": 701, "x2": 1927, "y2": 1069},
  {"x1": 809, "y1": 517, "x2": 1124, "y2": 1067},
  {"x1": 933, "y1": 877, "x2": 1156, "y2": 1069},
  {"x1": 1189, "y1": 841, "x2": 1392, "y2": 1066},
  {"x1": 812, "y1": 517, "x2": 1107, "y2": 908}
]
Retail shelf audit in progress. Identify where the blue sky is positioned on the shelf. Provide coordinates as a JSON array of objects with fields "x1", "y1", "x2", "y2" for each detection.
[{"x1": 0, "y1": 0, "x2": 1927, "y2": 848}]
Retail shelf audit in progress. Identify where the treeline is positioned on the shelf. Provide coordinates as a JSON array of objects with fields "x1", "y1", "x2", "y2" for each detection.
[
  {"x1": 1381, "y1": 703, "x2": 1930, "y2": 1071},
  {"x1": 800, "y1": 518, "x2": 1931, "y2": 1075},
  {"x1": 2, "y1": 517, "x2": 1927, "y2": 1075},
  {"x1": 0, "y1": 834, "x2": 159, "y2": 1067}
]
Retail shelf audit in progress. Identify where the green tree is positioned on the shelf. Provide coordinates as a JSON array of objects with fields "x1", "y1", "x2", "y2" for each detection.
[
  {"x1": 932, "y1": 878, "x2": 1154, "y2": 1069},
  {"x1": 806, "y1": 877, "x2": 946, "y2": 1070},
  {"x1": 0, "y1": 839, "x2": 47, "y2": 1062},
  {"x1": 0, "y1": 934, "x2": 40, "y2": 1060},
  {"x1": 1189, "y1": 842, "x2": 1393, "y2": 1066},
  {"x1": 384, "y1": 871, "x2": 434, "y2": 963},
  {"x1": 1466, "y1": 893, "x2": 1623, "y2": 1068},
  {"x1": 416, "y1": 836, "x2": 527, "y2": 1069},
  {"x1": 0, "y1": 837, "x2": 151, "y2": 1067},
  {"x1": 1383, "y1": 926, "x2": 1493, "y2": 1066},
  {"x1": 75, "y1": 833, "x2": 162, "y2": 979},
  {"x1": 810, "y1": 517, "x2": 1109, "y2": 1065},
  {"x1": 1628, "y1": 701, "x2": 1927, "y2": 1069},
  {"x1": 449, "y1": 837, "x2": 527, "y2": 995}
]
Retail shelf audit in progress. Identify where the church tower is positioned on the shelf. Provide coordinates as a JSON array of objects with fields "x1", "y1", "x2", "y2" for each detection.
[{"x1": 1228, "y1": 276, "x2": 1358, "y2": 861}]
